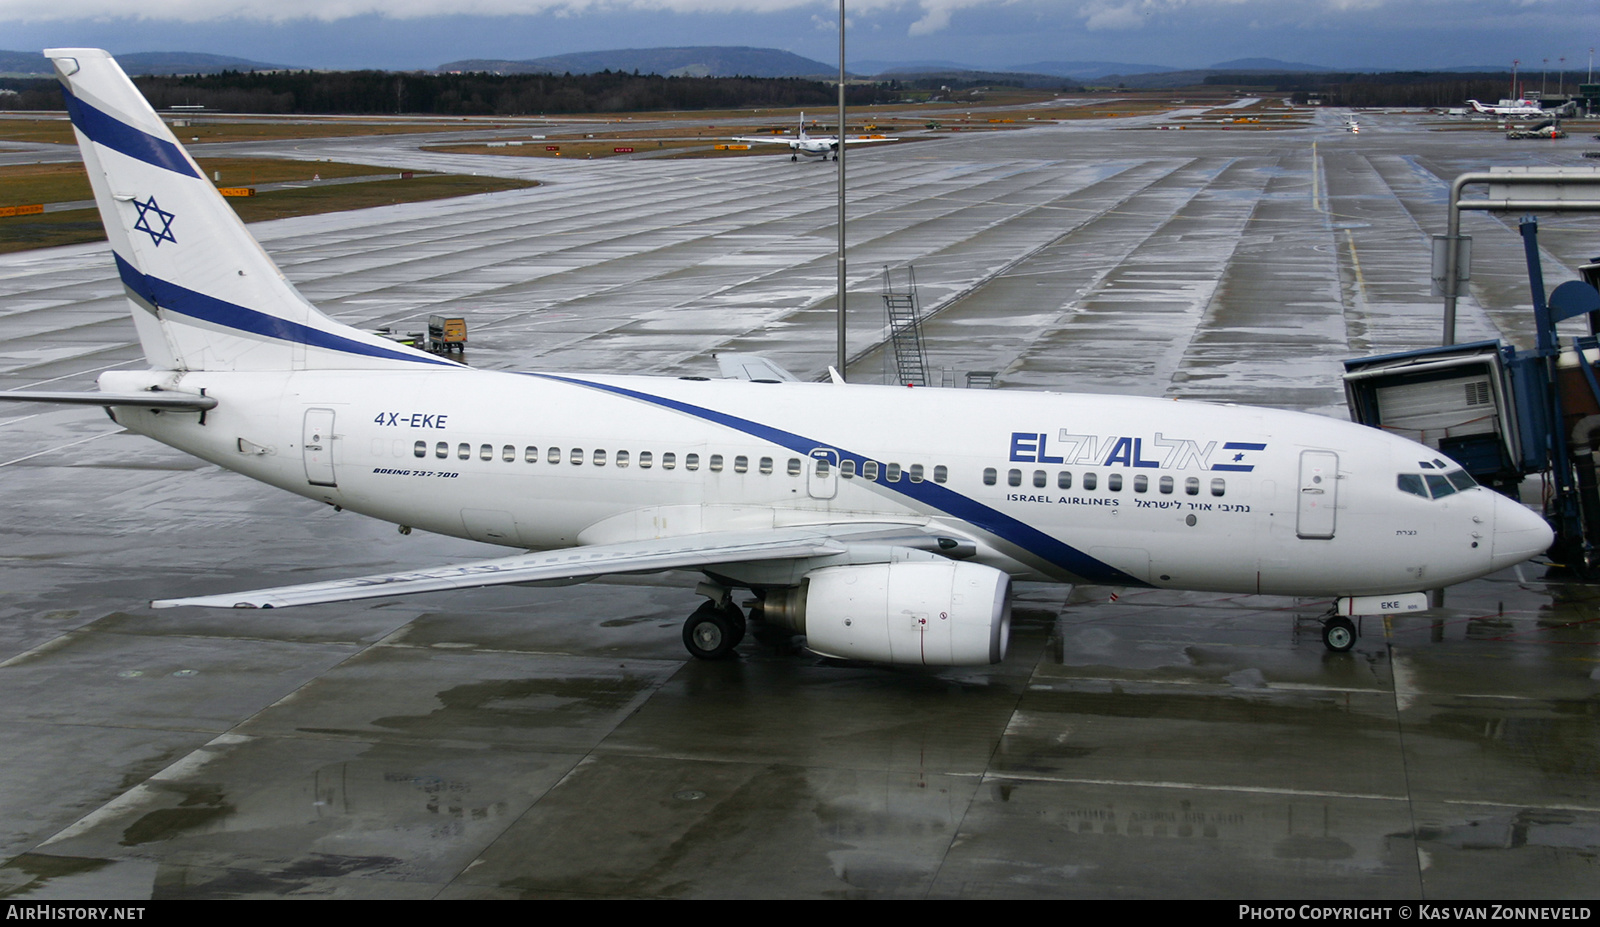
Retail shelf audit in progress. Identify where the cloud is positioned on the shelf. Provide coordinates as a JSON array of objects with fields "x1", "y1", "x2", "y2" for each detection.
[
  {"x1": 3, "y1": 0, "x2": 843, "y2": 22},
  {"x1": 1079, "y1": 1, "x2": 1147, "y2": 29},
  {"x1": 0, "y1": 0, "x2": 984, "y2": 26}
]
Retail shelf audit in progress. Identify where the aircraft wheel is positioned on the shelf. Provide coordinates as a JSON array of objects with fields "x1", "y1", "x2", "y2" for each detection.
[
  {"x1": 683, "y1": 601, "x2": 743, "y2": 660},
  {"x1": 1322, "y1": 616, "x2": 1357, "y2": 652},
  {"x1": 791, "y1": 154, "x2": 798, "y2": 162}
]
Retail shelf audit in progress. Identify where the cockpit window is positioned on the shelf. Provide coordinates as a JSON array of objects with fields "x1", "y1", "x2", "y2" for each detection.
[{"x1": 1401, "y1": 469, "x2": 1477, "y2": 500}]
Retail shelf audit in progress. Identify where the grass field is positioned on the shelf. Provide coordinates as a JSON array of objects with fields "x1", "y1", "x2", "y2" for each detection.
[
  {"x1": 0, "y1": 116, "x2": 527, "y2": 147},
  {"x1": 0, "y1": 160, "x2": 536, "y2": 254}
]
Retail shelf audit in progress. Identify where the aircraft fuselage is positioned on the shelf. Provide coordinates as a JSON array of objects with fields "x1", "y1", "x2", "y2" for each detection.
[{"x1": 102, "y1": 366, "x2": 1546, "y2": 599}]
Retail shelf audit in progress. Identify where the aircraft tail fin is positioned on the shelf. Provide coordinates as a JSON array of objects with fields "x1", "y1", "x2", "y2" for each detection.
[{"x1": 46, "y1": 48, "x2": 452, "y2": 373}]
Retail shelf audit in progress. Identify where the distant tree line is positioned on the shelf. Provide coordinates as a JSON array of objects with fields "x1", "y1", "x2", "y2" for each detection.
[
  {"x1": 1202, "y1": 71, "x2": 1523, "y2": 107},
  {"x1": 0, "y1": 70, "x2": 895, "y2": 115}
]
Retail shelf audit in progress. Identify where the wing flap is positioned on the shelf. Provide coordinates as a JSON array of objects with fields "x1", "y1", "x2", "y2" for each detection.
[{"x1": 151, "y1": 526, "x2": 864, "y2": 610}]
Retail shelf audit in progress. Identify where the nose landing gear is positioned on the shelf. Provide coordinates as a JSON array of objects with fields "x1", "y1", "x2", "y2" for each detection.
[{"x1": 1321, "y1": 615, "x2": 1357, "y2": 652}]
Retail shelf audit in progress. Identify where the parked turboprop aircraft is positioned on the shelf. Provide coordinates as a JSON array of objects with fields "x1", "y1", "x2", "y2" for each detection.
[
  {"x1": 731, "y1": 113, "x2": 896, "y2": 161},
  {"x1": 2, "y1": 49, "x2": 1555, "y2": 666}
]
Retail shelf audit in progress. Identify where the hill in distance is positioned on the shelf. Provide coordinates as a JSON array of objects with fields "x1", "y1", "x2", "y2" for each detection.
[
  {"x1": 0, "y1": 49, "x2": 295, "y2": 76},
  {"x1": 439, "y1": 46, "x2": 838, "y2": 79}
]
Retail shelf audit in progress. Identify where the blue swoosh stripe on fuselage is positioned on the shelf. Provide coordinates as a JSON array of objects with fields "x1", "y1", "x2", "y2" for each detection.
[
  {"x1": 527, "y1": 373, "x2": 1148, "y2": 586},
  {"x1": 60, "y1": 84, "x2": 201, "y2": 179},
  {"x1": 114, "y1": 254, "x2": 457, "y2": 367}
]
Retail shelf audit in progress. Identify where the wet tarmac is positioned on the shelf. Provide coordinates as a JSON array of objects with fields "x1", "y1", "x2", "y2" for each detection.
[{"x1": 1, "y1": 105, "x2": 1598, "y2": 899}]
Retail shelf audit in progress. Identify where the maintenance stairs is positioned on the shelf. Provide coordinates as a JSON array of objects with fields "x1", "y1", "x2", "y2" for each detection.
[{"x1": 882, "y1": 265, "x2": 929, "y2": 387}]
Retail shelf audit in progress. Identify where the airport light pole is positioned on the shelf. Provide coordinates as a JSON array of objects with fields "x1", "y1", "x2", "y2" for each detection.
[{"x1": 836, "y1": 0, "x2": 847, "y2": 380}]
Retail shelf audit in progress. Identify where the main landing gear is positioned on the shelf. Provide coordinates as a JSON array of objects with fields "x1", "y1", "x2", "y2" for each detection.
[
  {"x1": 1320, "y1": 615, "x2": 1357, "y2": 652},
  {"x1": 682, "y1": 598, "x2": 746, "y2": 660}
]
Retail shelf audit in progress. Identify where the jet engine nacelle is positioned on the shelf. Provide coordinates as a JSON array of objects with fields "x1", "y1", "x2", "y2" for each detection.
[{"x1": 764, "y1": 560, "x2": 1011, "y2": 666}]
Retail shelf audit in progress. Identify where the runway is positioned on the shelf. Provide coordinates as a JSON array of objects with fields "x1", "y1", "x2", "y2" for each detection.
[{"x1": 0, "y1": 104, "x2": 1598, "y2": 898}]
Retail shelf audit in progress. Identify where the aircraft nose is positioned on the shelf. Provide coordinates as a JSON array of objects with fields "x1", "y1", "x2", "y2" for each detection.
[{"x1": 1490, "y1": 492, "x2": 1553, "y2": 570}]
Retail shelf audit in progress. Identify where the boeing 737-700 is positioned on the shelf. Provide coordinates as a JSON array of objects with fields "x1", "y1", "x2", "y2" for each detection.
[{"x1": 0, "y1": 50, "x2": 1555, "y2": 666}]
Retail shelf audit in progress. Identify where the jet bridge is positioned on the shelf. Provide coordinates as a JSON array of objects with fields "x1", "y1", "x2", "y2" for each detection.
[{"x1": 1344, "y1": 207, "x2": 1600, "y2": 573}]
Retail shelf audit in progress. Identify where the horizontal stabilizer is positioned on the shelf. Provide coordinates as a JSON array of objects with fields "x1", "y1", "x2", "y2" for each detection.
[
  {"x1": 152, "y1": 526, "x2": 870, "y2": 610},
  {"x1": 0, "y1": 390, "x2": 217, "y2": 410}
]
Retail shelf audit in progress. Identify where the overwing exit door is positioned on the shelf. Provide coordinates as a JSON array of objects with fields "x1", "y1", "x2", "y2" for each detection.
[{"x1": 808, "y1": 448, "x2": 839, "y2": 500}]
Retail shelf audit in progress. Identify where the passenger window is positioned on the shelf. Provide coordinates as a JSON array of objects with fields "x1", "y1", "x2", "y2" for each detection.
[
  {"x1": 1397, "y1": 473, "x2": 1427, "y2": 498},
  {"x1": 1425, "y1": 473, "x2": 1456, "y2": 498},
  {"x1": 1033, "y1": 470, "x2": 1046, "y2": 488},
  {"x1": 733, "y1": 455, "x2": 748, "y2": 473},
  {"x1": 1007, "y1": 469, "x2": 1022, "y2": 487},
  {"x1": 1134, "y1": 475, "x2": 1148, "y2": 493},
  {"x1": 502, "y1": 445, "x2": 515, "y2": 462},
  {"x1": 663, "y1": 452, "x2": 677, "y2": 470},
  {"x1": 1210, "y1": 478, "x2": 1226, "y2": 497},
  {"x1": 1160, "y1": 475, "x2": 1173, "y2": 494},
  {"x1": 984, "y1": 467, "x2": 997, "y2": 486},
  {"x1": 1185, "y1": 477, "x2": 1199, "y2": 495},
  {"x1": 787, "y1": 458, "x2": 801, "y2": 476},
  {"x1": 863, "y1": 461, "x2": 879, "y2": 481},
  {"x1": 593, "y1": 449, "x2": 606, "y2": 466},
  {"x1": 414, "y1": 440, "x2": 427, "y2": 458},
  {"x1": 436, "y1": 442, "x2": 448, "y2": 459},
  {"x1": 616, "y1": 450, "x2": 629, "y2": 468},
  {"x1": 685, "y1": 453, "x2": 699, "y2": 471},
  {"x1": 934, "y1": 465, "x2": 948, "y2": 484},
  {"x1": 814, "y1": 457, "x2": 830, "y2": 477},
  {"x1": 760, "y1": 457, "x2": 773, "y2": 475},
  {"x1": 709, "y1": 454, "x2": 723, "y2": 472},
  {"x1": 479, "y1": 444, "x2": 492, "y2": 461},
  {"x1": 547, "y1": 447, "x2": 561, "y2": 464},
  {"x1": 1108, "y1": 473, "x2": 1122, "y2": 491},
  {"x1": 570, "y1": 448, "x2": 584, "y2": 465},
  {"x1": 639, "y1": 451, "x2": 653, "y2": 469},
  {"x1": 840, "y1": 459, "x2": 856, "y2": 478},
  {"x1": 457, "y1": 443, "x2": 471, "y2": 460},
  {"x1": 887, "y1": 463, "x2": 902, "y2": 482},
  {"x1": 1084, "y1": 472, "x2": 1098, "y2": 490},
  {"x1": 1058, "y1": 471, "x2": 1072, "y2": 489},
  {"x1": 525, "y1": 446, "x2": 538, "y2": 463},
  {"x1": 910, "y1": 464, "x2": 924, "y2": 483}
]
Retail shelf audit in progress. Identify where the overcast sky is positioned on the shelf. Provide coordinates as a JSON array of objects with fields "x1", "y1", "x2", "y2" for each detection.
[{"x1": 2, "y1": 1, "x2": 1596, "y2": 74}]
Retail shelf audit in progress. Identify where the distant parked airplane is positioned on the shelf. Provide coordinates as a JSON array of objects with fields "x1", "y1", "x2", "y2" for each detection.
[{"x1": 1466, "y1": 98, "x2": 1545, "y2": 117}]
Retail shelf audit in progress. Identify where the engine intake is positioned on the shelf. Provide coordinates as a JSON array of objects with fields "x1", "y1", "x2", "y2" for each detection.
[{"x1": 763, "y1": 560, "x2": 1011, "y2": 665}]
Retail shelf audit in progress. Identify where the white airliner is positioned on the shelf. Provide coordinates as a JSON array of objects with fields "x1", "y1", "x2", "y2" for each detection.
[
  {"x1": 1466, "y1": 98, "x2": 1545, "y2": 117},
  {"x1": 731, "y1": 113, "x2": 896, "y2": 161},
  {"x1": 2, "y1": 49, "x2": 1554, "y2": 666}
]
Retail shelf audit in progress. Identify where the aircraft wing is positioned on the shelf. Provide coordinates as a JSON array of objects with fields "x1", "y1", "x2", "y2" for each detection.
[
  {"x1": 730, "y1": 135, "x2": 797, "y2": 145},
  {"x1": 150, "y1": 523, "x2": 940, "y2": 610},
  {"x1": 843, "y1": 136, "x2": 898, "y2": 144}
]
